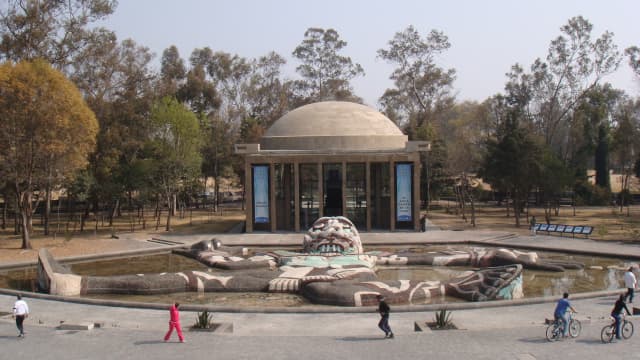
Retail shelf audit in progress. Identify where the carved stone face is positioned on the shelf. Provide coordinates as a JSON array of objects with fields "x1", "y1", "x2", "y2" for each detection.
[{"x1": 303, "y1": 216, "x2": 363, "y2": 255}]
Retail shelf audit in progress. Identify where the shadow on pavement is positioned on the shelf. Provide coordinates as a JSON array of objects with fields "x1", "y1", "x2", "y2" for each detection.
[
  {"x1": 517, "y1": 337, "x2": 549, "y2": 344},
  {"x1": 134, "y1": 340, "x2": 167, "y2": 345},
  {"x1": 339, "y1": 336, "x2": 389, "y2": 342},
  {"x1": 575, "y1": 338, "x2": 615, "y2": 345}
]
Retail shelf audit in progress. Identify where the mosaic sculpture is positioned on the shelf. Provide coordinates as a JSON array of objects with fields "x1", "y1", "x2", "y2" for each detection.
[{"x1": 37, "y1": 216, "x2": 582, "y2": 306}]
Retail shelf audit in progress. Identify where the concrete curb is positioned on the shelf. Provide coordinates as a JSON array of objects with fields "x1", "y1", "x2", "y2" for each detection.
[{"x1": 0, "y1": 287, "x2": 625, "y2": 314}]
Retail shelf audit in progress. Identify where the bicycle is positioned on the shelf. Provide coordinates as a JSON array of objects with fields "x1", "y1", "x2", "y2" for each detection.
[
  {"x1": 601, "y1": 313, "x2": 634, "y2": 343},
  {"x1": 546, "y1": 312, "x2": 581, "y2": 341}
]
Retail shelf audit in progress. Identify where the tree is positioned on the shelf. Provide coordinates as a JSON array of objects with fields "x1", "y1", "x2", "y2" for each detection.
[
  {"x1": 178, "y1": 47, "x2": 220, "y2": 118},
  {"x1": 626, "y1": 46, "x2": 640, "y2": 77},
  {"x1": 377, "y1": 26, "x2": 456, "y2": 211},
  {"x1": 0, "y1": 0, "x2": 117, "y2": 70},
  {"x1": 245, "y1": 52, "x2": 289, "y2": 128},
  {"x1": 571, "y1": 85, "x2": 622, "y2": 190},
  {"x1": 504, "y1": 16, "x2": 621, "y2": 160},
  {"x1": 377, "y1": 25, "x2": 456, "y2": 130},
  {"x1": 611, "y1": 98, "x2": 640, "y2": 209},
  {"x1": 159, "y1": 45, "x2": 186, "y2": 97},
  {"x1": 479, "y1": 115, "x2": 544, "y2": 227},
  {"x1": 292, "y1": 27, "x2": 364, "y2": 103},
  {"x1": 146, "y1": 97, "x2": 202, "y2": 231},
  {"x1": 444, "y1": 101, "x2": 492, "y2": 225},
  {"x1": 73, "y1": 38, "x2": 156, "y2": 228},
  {"x1": 0, "y1": 59, "x2": 98, "y2": 248}
]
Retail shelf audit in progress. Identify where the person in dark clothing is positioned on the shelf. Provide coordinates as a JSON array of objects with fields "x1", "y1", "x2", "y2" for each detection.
[
  {"x1": 377, "y1": 295, "x2": 393, "y2": 339},
  {"x1": 611, "y1": 294, "x2": 632, "y2": 340}
]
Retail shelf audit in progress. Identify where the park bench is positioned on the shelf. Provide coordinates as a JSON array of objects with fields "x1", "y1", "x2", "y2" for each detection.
[{"x1": 534, "y1": 223, "x2": 594, "y2": 238}]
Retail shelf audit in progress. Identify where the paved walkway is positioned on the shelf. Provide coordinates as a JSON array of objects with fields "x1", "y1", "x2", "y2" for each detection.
[
  {"x1": 0, "y1": 294, "x2": 638, "y2": 359},
  {"x1": 2, "y1": 230, "x2": 640, "y2": 359}
]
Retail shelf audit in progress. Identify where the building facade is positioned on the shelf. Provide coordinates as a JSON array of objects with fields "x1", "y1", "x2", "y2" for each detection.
[{"x1": 235, "y1": 101, "x2": 429, "y2": 232}]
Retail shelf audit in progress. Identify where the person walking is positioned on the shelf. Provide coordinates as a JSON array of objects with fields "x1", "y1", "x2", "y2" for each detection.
[
  {"x1": 611, "y1": 294, "x2": 632, "y2": 340},
  {"x1": 530, "y1": 215, "x2": 537, "y2": 236},
  {"x1": 623, "y1": 267, "x2": 637, "y2": 303},
  {"x1": 12, "y1": 294, "x2": 29, "y2": 337},
  {"x1": 164, "y1": 302, "x2": 185, "y2": 343},
  {"x1": 553, "y1": 292, "x2": 576, "y2": 338},
  {"x1": 377, "y1": 295, "x2": 393, "y2": 339}
]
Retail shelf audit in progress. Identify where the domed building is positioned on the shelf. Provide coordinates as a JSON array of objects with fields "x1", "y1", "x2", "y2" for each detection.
[{"x1": 235, "y1": 101, "x2": 430, "y2": 232}]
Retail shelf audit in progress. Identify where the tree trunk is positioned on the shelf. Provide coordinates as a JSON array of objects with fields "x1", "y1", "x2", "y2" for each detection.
[
  {"x1": 469, "y1": 192, "x2": 476, "y2": 227},
  {"x1": 109, "y1": 199, "x2": 119, "y2": 226},
  {"x1": 513, "y1": 191, "x2": 521, "y2": 227},
  {"x1": 17, "y1": 191, "x2": 33, "y2": 249},
  {"x1": 80, "y1": 202, "x2": 90, "y2": 232},
  {"x1": 165, "y1": 194, "x2": 172, "y2": 231},
  {"x1": 44, "y1": 183, "x2": 51, "y2": 235},
  {"x1": 1, "y1": 193, "x2": 6, "y2": 230}
]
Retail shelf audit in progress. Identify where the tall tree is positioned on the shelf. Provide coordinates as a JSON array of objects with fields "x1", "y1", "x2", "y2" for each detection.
[
  {"x1": 245, "y1": 51, "x2": 289, "y2": 128},
  {"x1": 292, "y1": 27, "x2": 364, "y2": 103},
  {"x1": 611, "y1": 98, "x2": 640, "y2": 207},
  {"x1": 178, "y1": 47, "x2": 219, "y2": 118},
  {"x1": 504, "y1": 16, "x2": 621, "y2": 160},
  {"x1": 72, "y1": 38, "x2": 156, "y2": 226},
  {"x1": 571, "y1": 85, "x2": 622, "y2": 190},
  {"x1": 479, "y1": 114, "x2": 544, "y2": 227},
  {"x1": 0, "y1": 60, "x2": 98, "y2": 248},
  {"x1": 159, "y1": 45, "x2": 186, "y2": 98},
  {"x1": 146, "y1": 97, "x2": 202, "y2": 231},
  {"x1": 626, "y1": 46, "x2": 640, "y2": 77},
  {"x1": 378, "y1": 25, "x2": 456, "y2": 210},
  {"x1": 0, "y1": 0, "x2": 117, "y2": 71},
  {"x1": 377, "y1": 25, "x2": 456, "y2": 130}
]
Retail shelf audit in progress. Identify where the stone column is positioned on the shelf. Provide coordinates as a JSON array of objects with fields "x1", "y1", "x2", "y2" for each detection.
[
  {"x1": 294, "y1": 161, "x2": 300, "y2": 232},
  {"x1": 365, "y1": 161, "x2": 371, "y2": 231}
]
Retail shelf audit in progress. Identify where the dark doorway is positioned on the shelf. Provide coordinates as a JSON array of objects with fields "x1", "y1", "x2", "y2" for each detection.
[{"x1": 323, "y1": 163, "x2": 342, "y2": 217}]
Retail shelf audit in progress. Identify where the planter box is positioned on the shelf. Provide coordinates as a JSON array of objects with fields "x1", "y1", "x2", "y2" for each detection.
[{"x1": 189, "y1": 322, "x2": 233, "y2": 334}]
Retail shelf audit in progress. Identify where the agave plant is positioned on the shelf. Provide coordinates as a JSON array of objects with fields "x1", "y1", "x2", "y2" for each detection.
[
  {"x1": 434, "y1": 308, "x2": 453, "y2": 329},
  {"x1": 193, "y1": 310, "x2": 213, "y2": 329}
]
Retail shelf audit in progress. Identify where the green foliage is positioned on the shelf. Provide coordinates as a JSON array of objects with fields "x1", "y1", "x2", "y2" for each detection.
[
  {"x1": 377, "y1": 25, "x2": 455, "y2": 130},
  {"x1": 597, "y1": 225, "x2": 609, "y2": 237},
  {"x1": 0, "y1": 59, "x2": 98, "y2": 249},
  {"x1": 193, "y1": 310, "x2": 213, "y2": 329},
  {"x1": 292, "y1": 27, "x2": 364, "y2": 102},
  {"x1": 574, "y1": 180, "x2": 611, "y2": 206},
  {"x1": 479, "y1": 115, "x2": 544, "y2": 225},
  {"x1": 434, "y1": 308, "x2": 453, "y2": 329}
]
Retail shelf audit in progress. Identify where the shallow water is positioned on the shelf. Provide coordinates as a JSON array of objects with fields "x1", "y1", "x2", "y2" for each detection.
[{"x1": 0, "y1": 245, "x2": 634, "y2": 307}]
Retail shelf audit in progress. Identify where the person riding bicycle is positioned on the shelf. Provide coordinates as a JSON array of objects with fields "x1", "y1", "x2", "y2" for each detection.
[
  {"x1": 611, "y1": 294, "x2": 632, "y2": 340},
  {"x1": 554, "y1": 292, "x2": 577, "y2": 338}
]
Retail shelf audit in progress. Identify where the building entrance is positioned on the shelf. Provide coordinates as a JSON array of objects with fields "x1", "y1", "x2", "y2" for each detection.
[{"x1": 323, "y1": 163, "x2": 342, "y2": 217}]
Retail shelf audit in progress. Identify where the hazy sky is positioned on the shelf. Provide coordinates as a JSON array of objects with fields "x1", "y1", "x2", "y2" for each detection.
[{"x1": 101, "y1": 0, "x2": 640, "y2": 107}]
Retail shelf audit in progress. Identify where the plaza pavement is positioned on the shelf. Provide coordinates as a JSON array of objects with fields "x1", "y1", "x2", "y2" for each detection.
[{"x1": 2, "y1": 229, "x2": 640, "y2": 359}]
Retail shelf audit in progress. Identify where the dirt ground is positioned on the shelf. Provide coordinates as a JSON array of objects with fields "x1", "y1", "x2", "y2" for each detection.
[
  {"x1": 0, "y1": 210, "x2": 245, "y2": 264},
  {"x1": 0, "y1": 204, "x2": 638, "y2": 265}
]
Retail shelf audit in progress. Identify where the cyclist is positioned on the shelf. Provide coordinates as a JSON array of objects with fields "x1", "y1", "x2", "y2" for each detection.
[
  {"x1": 611, "y1": 294, "x2": 632, "y2": 340},
  {"x1": 554, "y1": 292, "x2": 577, "y2": 338}
]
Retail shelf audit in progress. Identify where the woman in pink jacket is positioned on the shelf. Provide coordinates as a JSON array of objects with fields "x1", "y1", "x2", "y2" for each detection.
[{"x1": 164, "y1": 302, "x2": 185, "y2": 342}]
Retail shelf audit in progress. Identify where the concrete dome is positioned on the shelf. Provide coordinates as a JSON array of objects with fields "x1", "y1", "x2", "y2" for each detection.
[{"x1": 261, "y1": 101, "x2": 407, "y2": 151}]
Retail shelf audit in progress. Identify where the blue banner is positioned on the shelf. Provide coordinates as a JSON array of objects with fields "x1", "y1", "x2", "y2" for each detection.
[
  {"x1": 253, "y1": 165, "x2": 269, "y2": 223},
  {"x1": 396, "y1": 163, "x2": 412, "y2": 222}
]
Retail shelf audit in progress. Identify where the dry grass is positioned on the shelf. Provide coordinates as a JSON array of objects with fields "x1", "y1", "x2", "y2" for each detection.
[
  {"x1": 0, "y1": 208, "x2": 245, "y2": 264},
  {"x1": 428, "y1": 201, "x2": 640, "y2": 241}
]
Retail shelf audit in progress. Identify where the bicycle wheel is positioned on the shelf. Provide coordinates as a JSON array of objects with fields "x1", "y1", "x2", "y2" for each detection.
[
  {"x1": 546, "y1": 324, "x2": 560, "y2": 342},
  {"x1": 622, "y1": 320, "x2": 634, "y2": 339},
  {"x1": 569, "y1": 319, "x2": 581, "y2": 338},
  {"x1": 601, "y1": 325, "x2": 615, "y2": 343}
]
